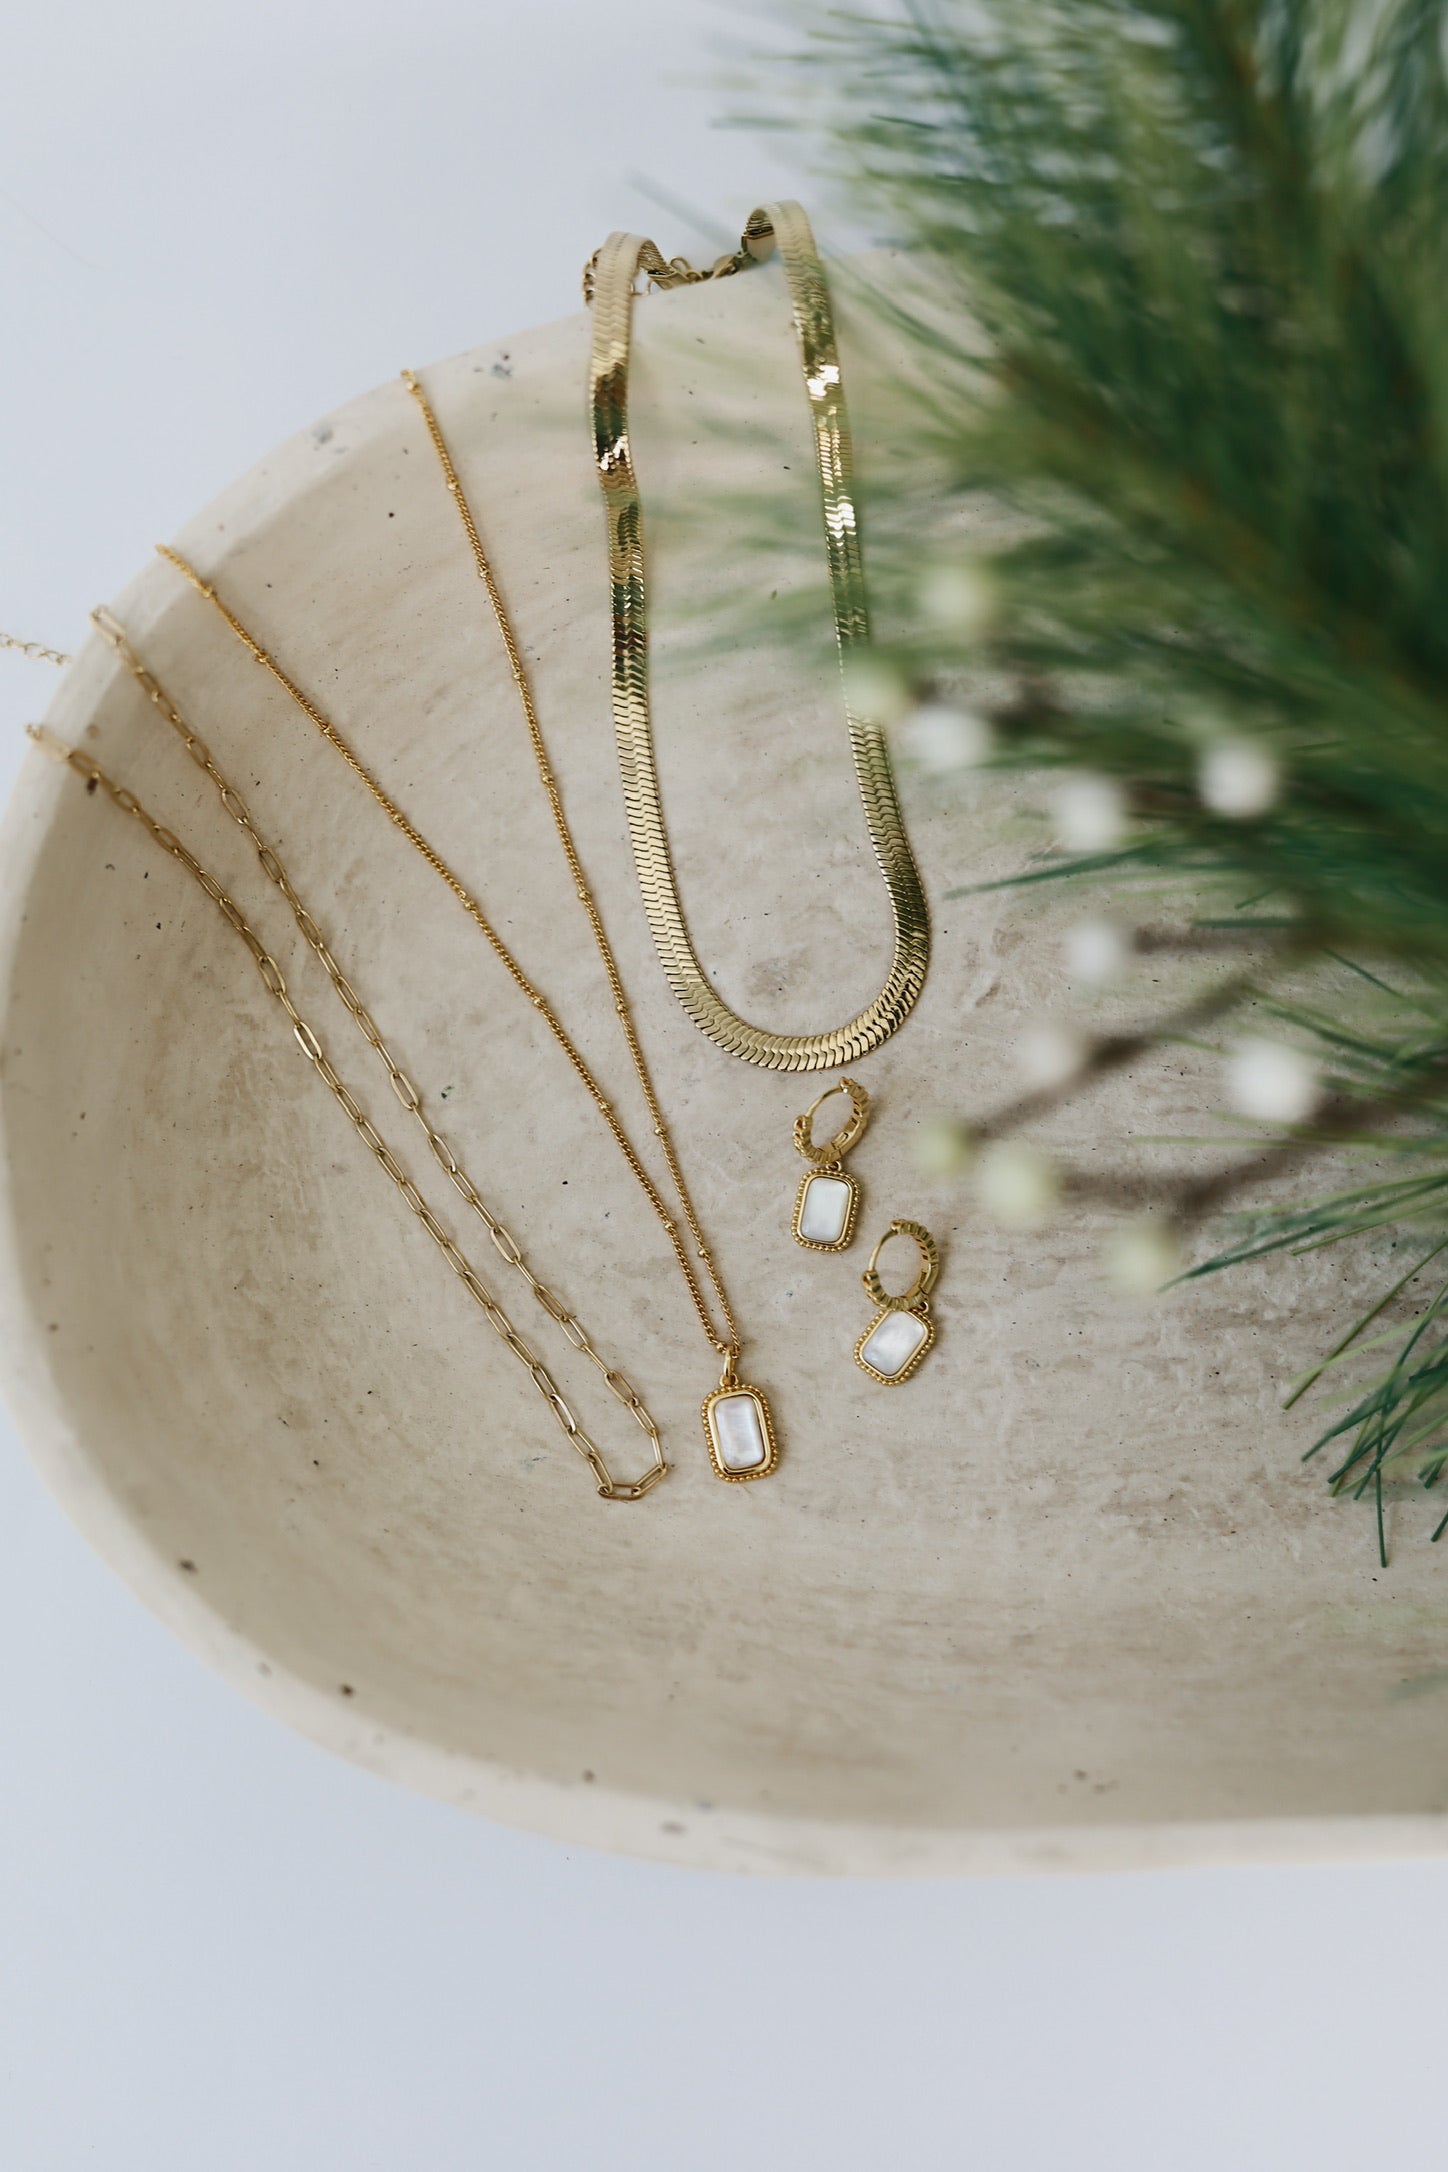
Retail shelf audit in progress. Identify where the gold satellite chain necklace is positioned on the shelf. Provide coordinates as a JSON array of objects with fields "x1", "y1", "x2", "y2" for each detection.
[
  {"x1": 157, "y1": 373, "x2": 780, "y2": 1483},
  {"x1": 584, "y1": 200, "x2": 930, "y2": 1072},
  {"x1": 29, "y1": 664, "x2": 668, "y2": 1502}
]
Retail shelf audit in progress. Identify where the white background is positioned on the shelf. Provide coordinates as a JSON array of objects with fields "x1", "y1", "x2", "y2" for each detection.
[{"x1": 2, "y1": 5, "x2": 1445, "y2": 2166}]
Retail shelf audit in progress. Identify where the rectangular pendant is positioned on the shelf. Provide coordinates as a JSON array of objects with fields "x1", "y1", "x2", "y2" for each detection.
[
  {"x1": 855, "y1": 1306, "x2": 934, "y2": 1386},
  {"x1": 792, "y1": 1170, "x2": 859, "y2": 1252},
  {"x1": 702, "y1": 1384, "x2": 780, "y2": 1482}
]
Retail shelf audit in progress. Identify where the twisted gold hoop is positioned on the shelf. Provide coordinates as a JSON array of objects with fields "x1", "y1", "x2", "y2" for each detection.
[
  {"x1": 862, "y1": 1219, "x2": 940, "y2": 1314},
  {"x1": 585, "y1": 199, "x2": 931, "y2": 1073},
  {"x1": 793, "y1": 1076, "x2": 871, "y2": 1168}
]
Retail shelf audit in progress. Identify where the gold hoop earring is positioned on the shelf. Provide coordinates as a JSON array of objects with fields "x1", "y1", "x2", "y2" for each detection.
[
  {"x1": 791, "y1": 1077, "x2": 870, "y2": 1251},
  {"x1": 855, "y1": 1219, "x2": 939, "y2": 1385}
]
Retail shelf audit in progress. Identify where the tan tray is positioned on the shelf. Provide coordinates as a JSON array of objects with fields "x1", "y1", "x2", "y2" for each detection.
[{"x1": 3, "y1": 260, "x2": 1443, "y2": 1873}]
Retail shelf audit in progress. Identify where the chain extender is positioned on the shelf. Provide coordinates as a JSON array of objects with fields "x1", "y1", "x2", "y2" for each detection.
[{"x1": 0, "y1": 629, "x2": 70, "y2": 667}]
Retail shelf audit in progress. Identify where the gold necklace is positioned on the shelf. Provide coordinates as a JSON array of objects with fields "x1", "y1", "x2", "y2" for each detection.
[
  {"x1": 158, "y1": 388, "x2": 780, "y2": 1485},
  {"x1": 30, "y1": 686, "x2": 669, "y2": 1502},
  {"x1": 584, "y1": 199, "x2": 931, "y2": 1073}
]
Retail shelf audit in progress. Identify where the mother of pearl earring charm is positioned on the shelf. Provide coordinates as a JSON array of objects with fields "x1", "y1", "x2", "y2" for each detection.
[
  {"x1": 792, "y1": 1077, "x2": 871, "y2": 1251},
  {"x1": 855, "y1": 1219, "x2": 940, "y2": 1385}
]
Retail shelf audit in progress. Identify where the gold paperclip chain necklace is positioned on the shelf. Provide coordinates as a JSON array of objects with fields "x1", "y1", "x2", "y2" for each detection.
[
  {"x1": 159, "y1": 385, "x2": 779, "y2": 1480},
  {"x1": 29, "y1": 663, "x2": 668, "y2": 1503},
  {"x1": 584, "y1": 200, "x2": 931, "y2": 1073}
]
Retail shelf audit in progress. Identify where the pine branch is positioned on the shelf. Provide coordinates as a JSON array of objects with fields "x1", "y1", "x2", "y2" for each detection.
[{"x1": 794, "y1": 0, "x2": 1448, "y2": 1551}]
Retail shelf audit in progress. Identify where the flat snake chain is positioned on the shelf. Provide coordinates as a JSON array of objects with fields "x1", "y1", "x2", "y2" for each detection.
[
  {"x1": 29, "y1": 688, "x2": 669, "y2": 1504},
  {"x1": 585, "y1": 199, "x2": 931, "y2": 1073}
]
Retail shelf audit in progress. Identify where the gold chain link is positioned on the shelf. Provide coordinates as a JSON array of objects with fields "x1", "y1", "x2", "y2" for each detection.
[
  {"x1": 1, "y1": 629, "x2": 70, "y2": 666},
  {"x1": 156, "y1": 490, "x2": 744, "y2": 1365},
  {"x1": 28, "y1": 712, "x2": 669, "y2": 1504},
  {"x1": 585, "y1": 200, "x2": 931, "y2": 1071},
  {"x1": 400, "y1": 368, "x2": 741, "y2": 1354},
  {"x1": 581, "y1": 237, "x2": 752, "y2": 307}
]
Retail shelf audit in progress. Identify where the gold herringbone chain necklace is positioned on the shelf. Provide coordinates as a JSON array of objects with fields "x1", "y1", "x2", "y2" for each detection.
[{"x1": 584, "y1": 199, "x2": 931, "y2": 1072}]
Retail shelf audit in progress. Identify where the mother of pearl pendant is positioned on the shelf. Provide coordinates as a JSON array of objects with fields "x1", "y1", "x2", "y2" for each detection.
[
  {"x1": 702, "y1": 1382, "x2": 780, "y2": 1482},
  {"x1": 792, "y1": 1168, "x2": 859, "y2": 1252},
  {"x1": 855, "y1": 1304, "x2": 935, "y2": 1386},
  {"x1": 855, "y1": 1218, "x2": 940, "y2": 1385}
]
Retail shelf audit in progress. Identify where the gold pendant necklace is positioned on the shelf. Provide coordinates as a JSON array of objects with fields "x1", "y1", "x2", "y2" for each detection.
[
  {"x1": 31, "y1": 677, "x2": 669, "y2": 1502},
  {"x1": 157, "y1": 378, "x2": 779, "y2": 1484},
  {"x1": 584, "y1": 199, "x2": 931, "y2": 1073}
]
